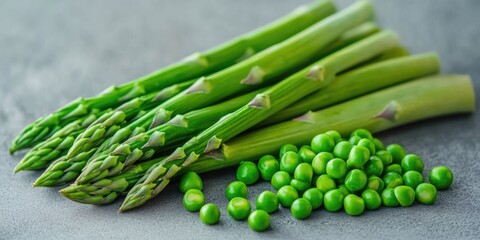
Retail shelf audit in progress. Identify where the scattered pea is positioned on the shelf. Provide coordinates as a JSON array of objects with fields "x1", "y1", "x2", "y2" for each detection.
[
  {"x1": 415, "y1": 183, "x2": 437, "y2": 205},
  {"x1": 366, "y1": 176, "x2": 385, "y2": 193},
  {"x1": 344, "y1": 169, "x2": 367, "y2": 192},
  {"x1": 333, "y1": 141, "x2": 353, "y2": 160},
  {"x1": 183, "y1": 189, "x2": 205, "y2": 212},
  {"x1": 326, "y1": 130, "x2": 343, "y2": 145},
  {"x1": 311, "y1": 134, "x2": 335, "y2": 153},
  {"x1": 373, "y1": 138, "x2": 385, "y2": 151},
  {"x1": 271, "y1": 171, "x2": 292, "y2": 190},
  {"x1": 384, "y1": 164, "x2": 403, "y2": 175},
  {"x1": 381, "y1": 188, "x2": 400, "y2": 207},
  {"x1": 226, "y1": 181, "x2": 248, "y2": 200},
  {"x1": 401, "y1": 154, "x2": 424, "y2": 173},
  {"x1": 344, "y1": 194, "x2": 365, "y2": 216},
  {"x1": 375, "y1": 150, "x2": 393, "y2": 166},
  {"x1": 324, "y1": 189, "x2": 345, "y2": 212},
  {"x1": 280, "y1": 151, "x2": 302, "y2": 175},
  {"x1": 277, "y1": 185, "x2": 299, "y2": 208},
  {"x1": 326, "y1": 158, "x2": 348, "y2": 179},
  {"x1": 357, "y1": 138, "x2": 375, "y2": 155},
  {"x1": 386, "y1": 144, "x2": 406, "y2": 164},
  {"x1": 429, "y1": 166, "x2": 453, "y2": 190},
  {"x1": 248, "y1": 210, "x2": 270, "y2": 232},
  {"x1": 179, "y1": 172, "x2": 203, "y2": 193},
  {"x1": 291, "y1": 198, "x2": 312, "y2": 219},
  {"x1": 361, "y1": 189, "x2": 382, "y2": 210},
  {"x1": 337, "y1": 184, "x2": 351, "y2": 196},
  {"x1": 402, "y1": 170, "x2": 424, "y2": 189},
  {"x1": 236, "y1": 161, "x2": 260, "y2": 185},
  {"x1": 311, "y1": 152, "x2": 334, "y2": 175},
  {"x1": 363, "y1": 156, "x2": 384, "y2": 177},
  {"x1": 383, "y1": 172, "x2": 403, "y2": 188},
  {"x1": 351, "y1": 128, "x2": 373, "y2": 140},
  {"x1": 294, "y1": 163, "x2": 313, "y2": 183},
  {"x1": 347, "y1": 146, "x2": 370, "y2": 169},
  {"x1": 299, "y1": 146, "x2": 317, "y2": 163},
  {"x1": 316, "y1": 174, "x2": 336, "y2": 193},
  {"x1": 303, "y1": 188, "x2": 324, "y2": 210},
  {"x1": 290, "y1": 179, "x2": 310, "y2": 193},
  {"x1": 279, "y1": 144, "x2": 298, "y2": 158},
  {"x1": 349, "y1": 135, "x2": 362, "y2": 145},
  {"x1": 199, "y1": 203, "x2": 220, "y2": 225},
  {"x1": 257, "y1": 155, "x2": 280, "y2": 181},
  {"x1": 256, "y1": 191, "x2": 279, "y2": 213},
  {"x1": 227, "y1": 197, "x2": 251, "y2": 220},
  {"x1": 394, "y1": 185, "x2": 415, "y2": 207}
]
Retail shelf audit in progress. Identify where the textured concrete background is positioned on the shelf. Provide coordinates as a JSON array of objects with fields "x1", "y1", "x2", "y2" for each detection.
[{"x1": 1, "y1": 0, "x2": 479, "y2": 239}]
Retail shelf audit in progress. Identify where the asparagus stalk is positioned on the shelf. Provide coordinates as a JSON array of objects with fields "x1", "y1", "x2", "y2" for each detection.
[
  {"x1": 9, "y1": 0, "x2": 336, "y2": 154},
  {"x1": 65, "y1": 1, "x2": 374, "y2": 169},
  {"x1": 60, "y1": 74, "x2": 474, "y2": 205},
  {"x1": 119, "y1": 30, "x2": 399, "y2": 211}
]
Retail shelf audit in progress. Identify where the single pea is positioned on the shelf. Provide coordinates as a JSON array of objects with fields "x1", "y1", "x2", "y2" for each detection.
[
  {"x1": 294, "y1": 163, "x2": 314, "y2": 183},
  {"x1": 383, "y1": 172, "x2": 403, "y2": 188},
  {"x1": 337, "y1": 184, "x2": 351, "y2": 196},
  {"x1": 323, "y1": 189, "x2": 345, "y2": 212},
  {"x1": 227, "y1": 197, "x2": 251, "y2": 220},
  {"x1": 402, "y1": 170, "x2": 424, "y2": 189},
  {"x1": 280, "y1": 151, "x2": 301, "y2": 175},
  {"x1": 346, "y1": 146, "x2": 370, "y2": 169},
  {"x1": 333, "y1": 141, "x2": 353, "y2": 160},
  {"x1": 415, "y1": 183, "x2": 437, "y2": 205},
  {"x1": 344, "y1": 169, "x2": 368, "y2": 192},
  {"x1": 299, "y1": 146, "x2": 317, "y2": 163},
  {"x1": 199, "y1": 203, "x2": 220, "y2": 225},
  {"x1": 257, "y1": 155, "x2": 280, "y2": 181},
  {"x1": 183, "y1": 189, "x2": 205, "y2": 212},
  {"x1": 326, "y1": 158, "x2": 348, "y2": 179},
  {"x1": 236, "y1": 161, "x2": 260, "y2": 185},
  {"x1": 357, "y1": 138, "x2": 376, "y2": 155},
  {"x1": 375, "y1": 150, "x2": 393, "y2": 166},
  {"x1": 351, "y1": 128, "x2": 373, "y2": 140},
  {"x1": 401, "y1": 154, "x2": 424, "y2": 173},
  {"x1": 226, "y1": 181, "x2": 248, "y2": 200},
  {"x1": 429, "y1": 166, "x2": 453, "y2": 190},
  {"x1": 361, "y1": 189, "x2": 382, "y2": 210},
  {"x1": 362, "y1": 156, "x2": 384, "y2": 177},
  {"x1": 291, "y1": 198, "x2": 312, "y2": 220},
  {"x1": 277, "y1": 185, "x2": 299, "y2": 208},
  {"x1": 311, "y1": 152, "x2": 334, "y2": 175},
  {"x1": 381, "y1": 188, "x2": 400, "y2": 207},
  {"x1": 394, "y1": 185, "x2": 415, "y2": 207},
  {"x1": 349, "y1": 135, "x2": 362, "y2": 145},
  {"x1": 344, "y1": 194, "x2": 365, "y2": 216},
  {"x1": 366, "y1": 176, "x2": 385, "y2": 193},
  {"x1": 279, "y1": 144, "x2": 298, "y2": 158},
  {"x1": 179, "y1": 172, "x2": 203, "y2": 193},
  {"x1": 271, "y1": 171, "x2": 292, "y2": 190},
  {"x1": 303, "y1": 188, "x2": 324, "y2": 210},
  {"x1": 385, "y1": 164, "x2": 403, "y2": 176},
  {"x1": 386, "y1": 144, "x2": 406, "y2": 164},
  {"x1": 248, "y1": 210, "x2": 270, "y2": 232},
  {"x1": 256, "y1": 191, "x2": 279, "y2": 213},
  {"x1": 316, "y1": 174, "x2": 336, "y2": 193},
  {"x1": 290, "y1": 179, "x2": 310, "y2": 193},
  {"x1": 373, "y1": 138, "x2": 385, "y2": 151},
  {"x1": 311, "y1": 133, "x2": 335, "y2": 153},
  {"x1": 326, "y1": 130, "x2": 343, "y2": 145}
]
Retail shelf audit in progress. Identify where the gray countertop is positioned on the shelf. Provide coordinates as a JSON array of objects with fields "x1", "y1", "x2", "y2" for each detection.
[{"x1": 1, "y1": 0, "x2": 479, "y2": 239}]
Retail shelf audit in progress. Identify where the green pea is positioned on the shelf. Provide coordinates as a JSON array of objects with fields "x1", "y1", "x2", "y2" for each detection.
[
  {"x1": 311, "y1": 152, "x2": 334, "y2": 175},
  {"x1": 316, "y1": 174, "x2": 336, "y2": 193},
  {"x1": 326, "y1": 130, "x2": 343, "y2": 145},
  {"x1": 236, "y1": 161, "x2": 259, "y2": 185},
  {"x1": 279, "y1": 144, "x2": 298, "y2": 158},
  {"x1": 344, "y1": 194, "x2": 365, "y2": 216},
  {"x1": 402, "y1": 170, "x2": 424, "y2": 189},
  {"x1": 280, "y1": 151, "x2": 301, "y2": 175},
  {"x1": 385, "y1": 164, "x2": 403, "y2": 175},
  {"x1": 298, "y1": 146, "x2": 316, "y2": 163},
  {"x1": 344, "y1": 169, "x2": 367, "y2": 192},
  {"x1": 248, "y1": 210, "x2": 270, "y2": 232},
  {"x1": 294, "y1": 163, "x2": 313, "y2": 183},
  {"x1": 346, "y1": 146, "x2": 370, "y2": 169},
  {"x1": 257, "y1": 155, "x2": 280, "y2": 181},
  {"x1": 290, "y1": 179, "x2": 310, "y2": 193},
  {"x1": 415, "y1": 183, "x2": 437, "y2": 205},
  {"x1": 429, "y1": 166, "x2": 453, "y2": 190},
  {"x1": 362, "y1": 156, "x2": 384, "y2": 177},
  {"x1": 394, "y1": 185, "x2": 415, "y2": 207},
  {"x1": 311, "y1": 133, "x2": 335, "y2": 153},
  {"x1": 256, "y1": 191, "x2": 279, "y2": 213},
  {"x1": 349, "y1": 135, "x2": 362, "y2": 145},
  {"x1": 323, "y1": 189, "x2": 344, "y2": 212},
  {"x1": 373, "y1": 138, "x2": 385, "y2": 151},
  {"x1": 375, "y1": 150, "x2": 393, "y2": 166},
  {"x1": 277, "y1": 185, "x2": 299, "y2": 208},
  {"x1": 386, "y1": 144, "x2": 406, "y2": 164},
  {"x1": 179, "y1": 172, "x2": 203, "y2": 193},
  {"x1": 361, "y1": 189, "x2": 382, "y2": 210},
  {"x1": 333, "y1": 141, "x2": 353, "y2": 160},
  {"x1": 199, "y1": 203, "x2": 220, "y2": 225},
  {"x1": 183, "y1": 189, "x2": 205, "y2": 212},
  {"x1": 381, "y1": 188, "x2": 400, "y2": 207},
  {"x1": 357, "y1": 138, "x2": 376, "y2": 155},
  {"x1": 337, "y1": 184, "x2": 351, "y2": 196},
  {"x1": 271, "y1": 171, "x2": 292, "y2": 190},
  {"x1": 366, "y1": 176, "x2": 385, "y2": 193},
  {"x1": 291, "y1": 198, "x2": 312, "y2": 220},
  {"x1": 351, "y1": 128, "x2": 373, "y2": 140},
  {"x1": 383, "y1": 172, "x2": 403, "y2": 188},
  {"x1": 227, "y1": 197, "x2": 251, "y2": 220},
  {"x1": 302, "y1": 188, "x2": 324, "y2": 210},
  {"x1": 401, "y1": 154, "x2": 424, "y2": 173},
  {"x1": 226, "y1": 181, "x2": 248, "y2": 200},
  {"x1": 326, "y1": 158, "x2": 347, "y2": 179}
]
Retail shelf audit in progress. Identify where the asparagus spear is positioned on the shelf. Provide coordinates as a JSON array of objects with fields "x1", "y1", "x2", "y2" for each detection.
[
  {"x1": 120, "y1": 30, "x2": 399, "y2": 211},
  {"x1": 9, "y1": 0, "x2": 336, "y2": 154},
  {"x1": 60, "y1": 74, "x2": 474, "y2": 205}
]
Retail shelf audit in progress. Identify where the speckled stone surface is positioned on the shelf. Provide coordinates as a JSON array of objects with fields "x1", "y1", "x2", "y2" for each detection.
[{"x1": 1, "y1": 0, "x2": 479, "y2": 239}]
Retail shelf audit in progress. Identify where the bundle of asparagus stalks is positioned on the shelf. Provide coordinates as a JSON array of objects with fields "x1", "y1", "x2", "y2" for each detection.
[{"x1": 11, "y1": 0, "x2": 475, "y2": 212}]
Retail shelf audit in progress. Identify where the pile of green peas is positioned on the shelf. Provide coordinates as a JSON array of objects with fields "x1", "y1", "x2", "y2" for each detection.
[{"x1": 179, "y1": 129, "x2": 454, "y2": 232}]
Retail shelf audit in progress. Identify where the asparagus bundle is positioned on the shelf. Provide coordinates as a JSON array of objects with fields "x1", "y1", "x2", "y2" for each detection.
[
  {"x1": 60, "y1": 74, "x2": 474, "y2": 206},
  {"x1": 9, "y1": 0, "x2": 336, "y2": 153}
]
